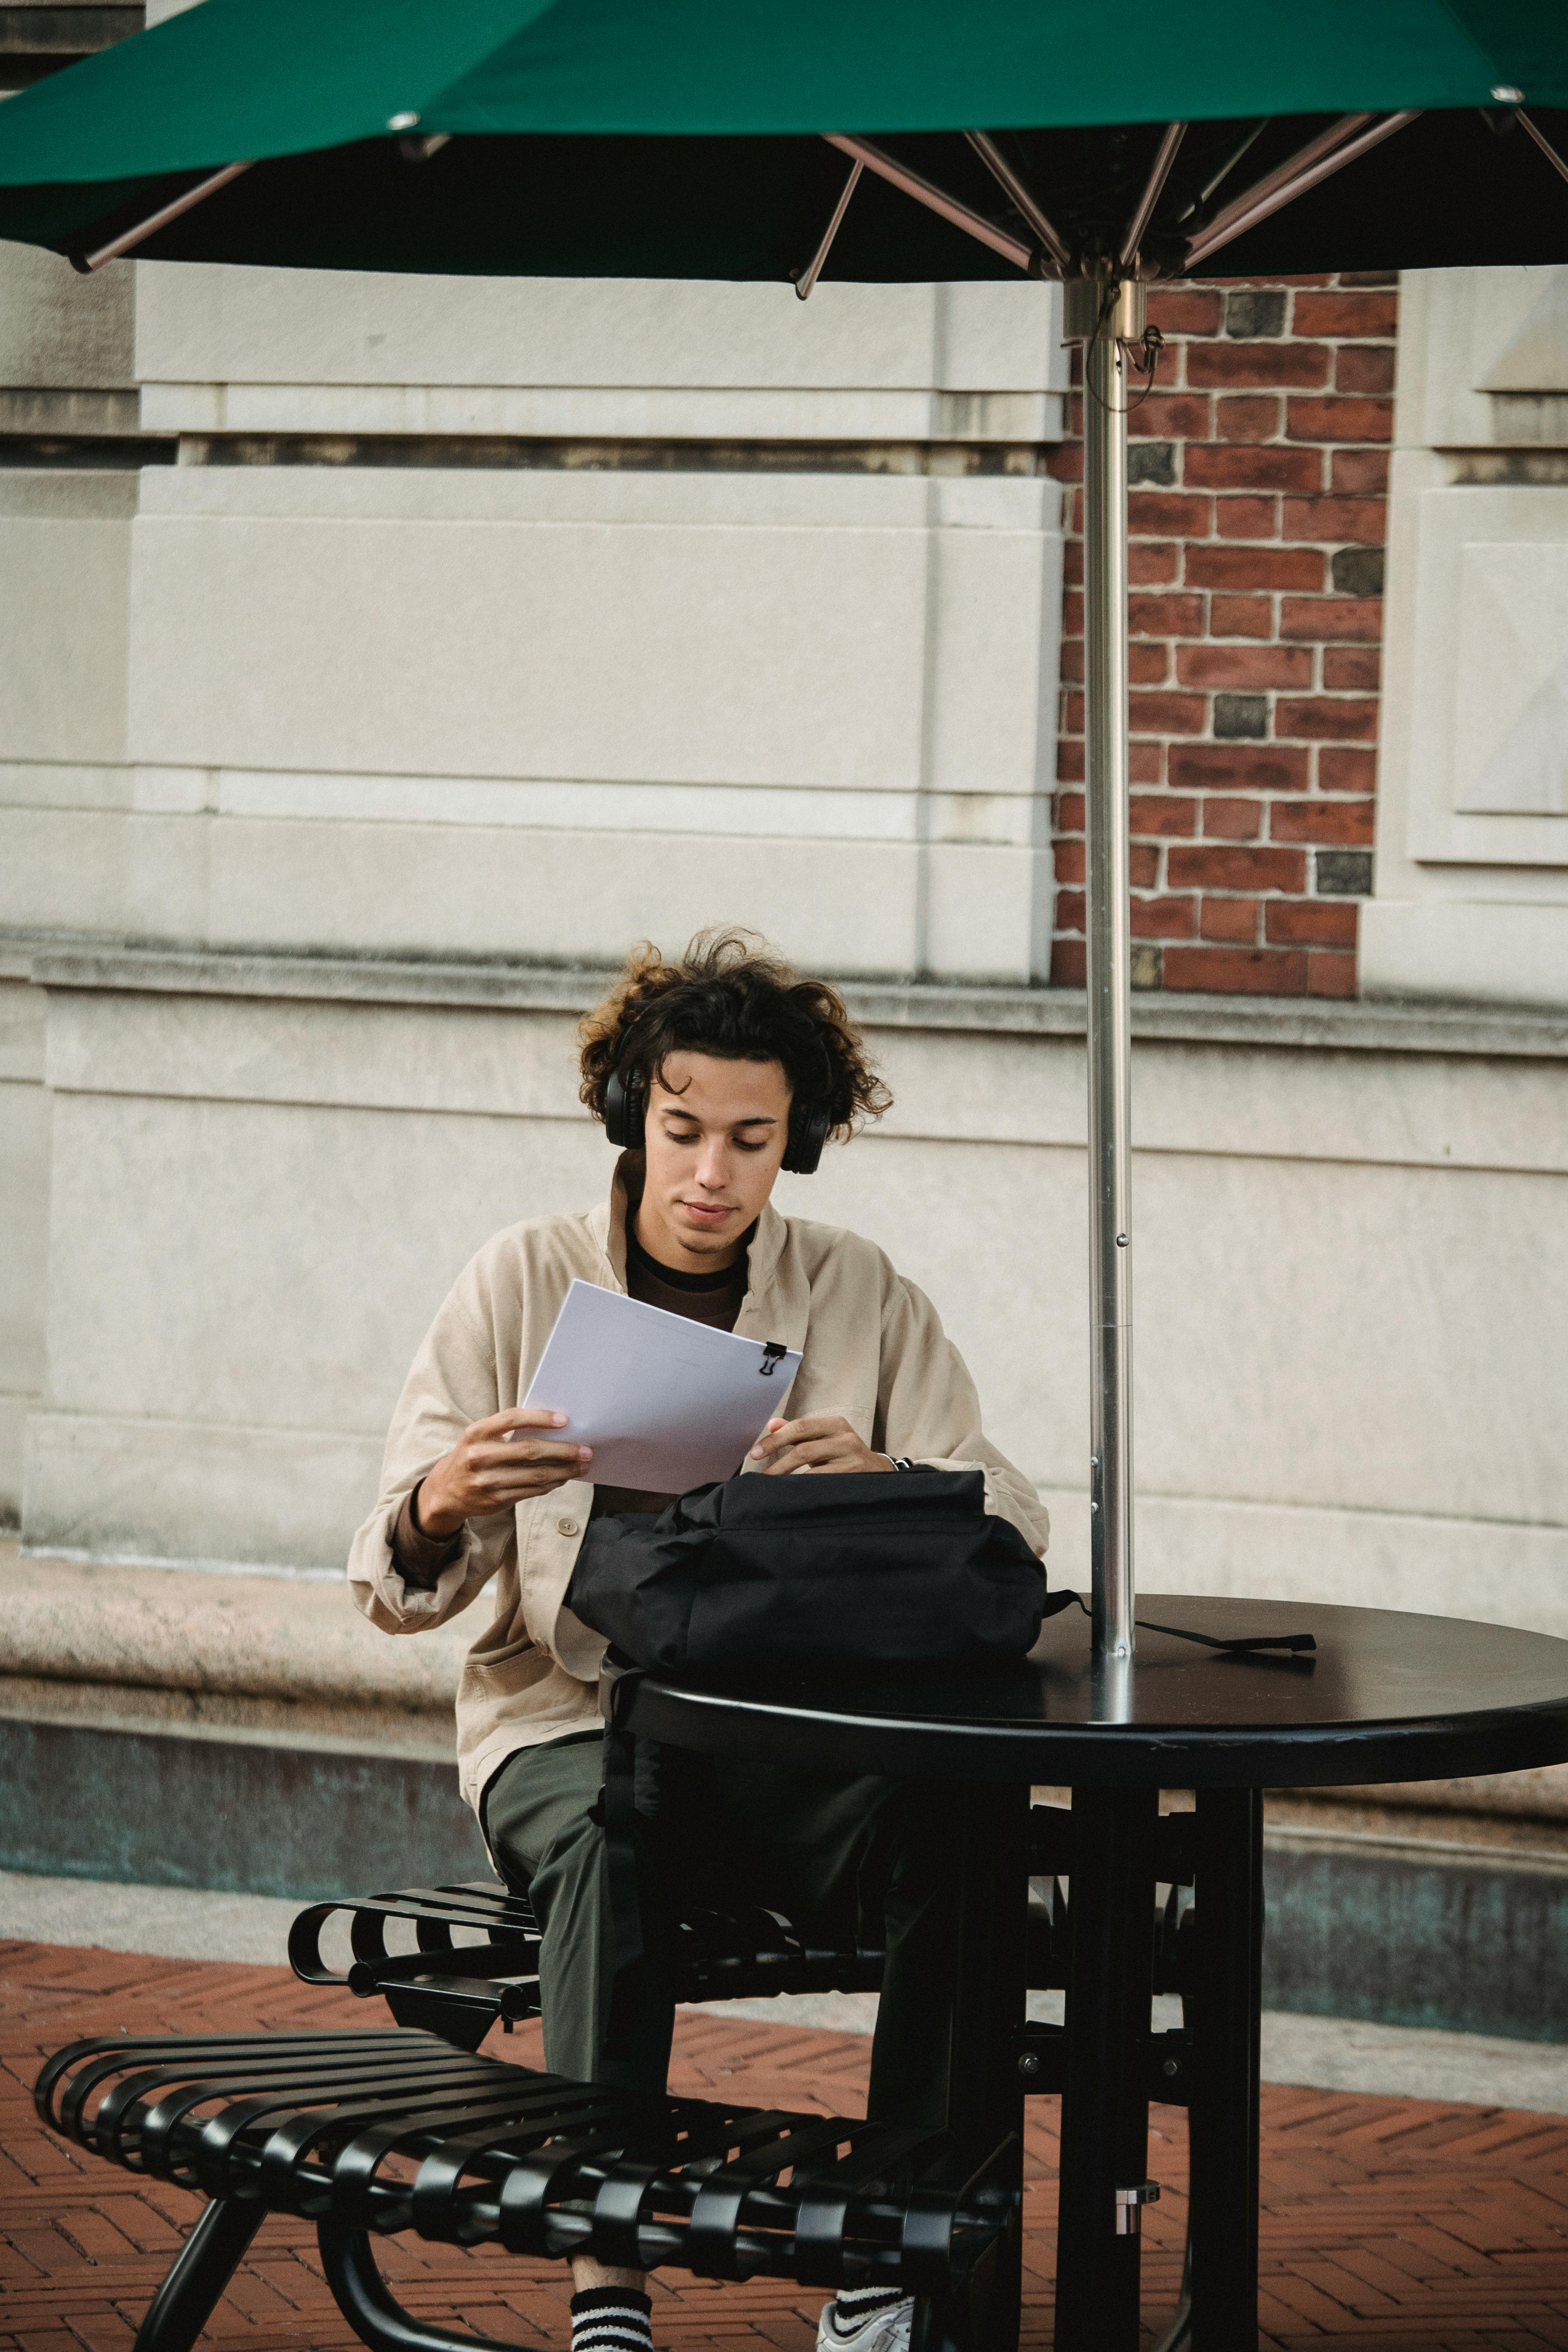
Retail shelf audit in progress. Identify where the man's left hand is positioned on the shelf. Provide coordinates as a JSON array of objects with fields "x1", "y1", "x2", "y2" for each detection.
[{"x1": 750, "y1": 1414, "x2": 893, "y2": 1475}]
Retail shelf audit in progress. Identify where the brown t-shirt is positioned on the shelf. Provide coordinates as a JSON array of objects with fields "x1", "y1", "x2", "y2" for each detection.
[{"x1": 392, "y1": 1218, "x2": 751, "y2": 1584}]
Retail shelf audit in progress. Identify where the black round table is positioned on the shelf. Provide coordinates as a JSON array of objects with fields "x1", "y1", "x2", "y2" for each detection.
[{"x1": 623, "y1": 1598, "x2": 1568, "y2": 2352}]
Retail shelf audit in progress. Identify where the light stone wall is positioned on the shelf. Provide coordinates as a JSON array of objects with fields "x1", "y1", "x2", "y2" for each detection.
[
  {"x1": 3, "y1": 250, "x2": 1068, "y2": 986},
  {"x1": 107, "y1": 464, "x2": 1060, "y2": 976},
  {"x1": 133, "y1": 263, "x2": 1065, "y2": 441},
  {"x1": 0, "y1": 234, "x2": 137, "y2": 430},
  {"x1": 1365, "y1": 266, "x2": 1568, "y2": 1005},
  {"x1": 0, "y1": 971, "x2": 48, "y2": 1518},
  {"x1": 12, "y1": 954, "x2": 1567, "y2": 1653}
]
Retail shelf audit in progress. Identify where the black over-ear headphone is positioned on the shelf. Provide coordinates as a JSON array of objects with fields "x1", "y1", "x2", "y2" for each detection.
[{"x1": 604, "y1": 1063, "x2": 831, "y2": 1175}]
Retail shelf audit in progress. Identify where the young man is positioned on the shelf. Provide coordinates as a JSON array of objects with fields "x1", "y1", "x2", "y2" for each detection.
[{"x1": 350, "y1": 930, "x2": 1049, "y2": 2352}]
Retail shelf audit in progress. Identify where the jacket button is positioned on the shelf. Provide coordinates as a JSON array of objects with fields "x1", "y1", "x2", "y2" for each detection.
[{"x1": 557, "y1": 1516, "x2": 579, "y2": 1538}]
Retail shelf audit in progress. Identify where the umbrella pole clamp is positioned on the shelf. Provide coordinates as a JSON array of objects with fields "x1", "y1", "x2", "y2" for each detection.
[
  {"x1": 1062, "y1": 276, "x2": 1146, "y2": 345},
  {"x1": 1064, "y1": 274, "x2": 1139, "y2": 1663}
]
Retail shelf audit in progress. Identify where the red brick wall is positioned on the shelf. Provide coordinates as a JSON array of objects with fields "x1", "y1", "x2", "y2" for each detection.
[{"x1": 1048, "y1": 274, "x2": 1397, "y2": 998}]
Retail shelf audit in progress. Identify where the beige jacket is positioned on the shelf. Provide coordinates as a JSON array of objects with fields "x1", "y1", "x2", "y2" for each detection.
[{"x1": 348, "y1": 1160, "x2": 1050, "y2": 1812}]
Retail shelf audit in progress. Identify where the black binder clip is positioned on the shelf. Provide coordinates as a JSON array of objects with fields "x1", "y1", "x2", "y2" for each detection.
[{"x1": 759, "y1": 1341, "x2": 788, "y2": 1377}]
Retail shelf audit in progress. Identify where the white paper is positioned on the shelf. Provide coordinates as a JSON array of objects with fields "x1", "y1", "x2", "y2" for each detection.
[{"x1": 521, "y1": 1279, "x2": 802, "y2": 1493}]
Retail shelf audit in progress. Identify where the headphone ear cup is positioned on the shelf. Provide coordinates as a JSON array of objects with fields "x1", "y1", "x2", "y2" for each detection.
[
  {"x1": 604, "y1": 1065, "x2": 628, "y2": 1147},
  {"x1": 604, "y1": 1065, "x2": 644, "y2": 1151},
  {"x1": 781, "y1": 1098, "x2": 831, "y2": 1176}
]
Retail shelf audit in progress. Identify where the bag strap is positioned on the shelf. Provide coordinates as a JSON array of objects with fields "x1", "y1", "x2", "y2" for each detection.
[
  {"x1": 1134, "y1": 1612, "x2": 1314, "y2": 1655},
  {"x1": 1060, "y1": 1590, "x2": 1315, "y2": 1656},
  {"x1": 594, "y1": 1656, "x2": 649, "y2": 2062}
]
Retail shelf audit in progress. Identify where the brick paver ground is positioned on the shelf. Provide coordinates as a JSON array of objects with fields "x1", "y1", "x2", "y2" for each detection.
[{"x1": 5, "y1": 1941, "x2": 1568, "y2": 2351}]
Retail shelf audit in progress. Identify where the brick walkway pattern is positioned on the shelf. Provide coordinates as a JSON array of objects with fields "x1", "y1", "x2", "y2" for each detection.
[{"x1": 5, "y1": 1942, "x2": 1568, "y2": 2351}]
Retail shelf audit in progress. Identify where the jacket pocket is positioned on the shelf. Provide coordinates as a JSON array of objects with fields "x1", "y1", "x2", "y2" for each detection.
[{"x1": 461, "y1": 1631, "x2": 552, "y2": 1704}]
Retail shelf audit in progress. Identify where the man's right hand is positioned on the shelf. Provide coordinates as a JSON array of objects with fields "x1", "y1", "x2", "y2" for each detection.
[{"x1": 417, "y1": 1408, "x2": 591, "y2": 1536}]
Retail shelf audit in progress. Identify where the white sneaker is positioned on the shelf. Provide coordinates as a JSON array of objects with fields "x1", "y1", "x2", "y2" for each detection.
[{"x1": 816, "y1": 2296, "x2": 915, "y2": 2352}]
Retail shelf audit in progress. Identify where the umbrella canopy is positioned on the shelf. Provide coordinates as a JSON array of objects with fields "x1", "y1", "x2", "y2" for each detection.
[{"x1": 0, "y1": 0, "x2": 1563, "y2": 278}]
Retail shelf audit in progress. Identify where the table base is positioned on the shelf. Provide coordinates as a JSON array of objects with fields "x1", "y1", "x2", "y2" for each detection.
[
  {"x1": 1049, "y1": 1786, "x2": 1263, "y2": 2352},
  {"x1": 626, "y1": 1606, "x2": 1568, "y2": 2350},
  {"x1": 938, "y1": 1784, "x2": 1264, "y2": 2351}
]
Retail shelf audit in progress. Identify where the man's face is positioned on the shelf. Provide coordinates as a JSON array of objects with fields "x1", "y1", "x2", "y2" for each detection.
[{"x1": 634, "y1": 1050, "x2": 792, "y2": 1271}]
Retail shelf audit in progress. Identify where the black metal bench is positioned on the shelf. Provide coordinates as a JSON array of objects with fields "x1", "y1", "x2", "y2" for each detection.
[
  {"x1": 37, "y1": 2026, "x2": 1017, "y2": 2352},
  {"x1": 34, "y1": 1802, "x2": 1198, "y2": 2352},
  {"x1": 287, "y1": 1875, "x2": 887, "y2": 2049},
  {"x1": 281, "y1": 1800, "x2": 1194, "y2": 2076}
]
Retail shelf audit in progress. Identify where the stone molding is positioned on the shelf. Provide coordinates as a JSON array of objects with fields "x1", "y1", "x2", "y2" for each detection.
[
  {"x1": 11, "y1": 933, "x2": 1568, "y2": 1060},
  {"x1": 0, "y1": 1542, "x2": 462, "y2": 1757}
]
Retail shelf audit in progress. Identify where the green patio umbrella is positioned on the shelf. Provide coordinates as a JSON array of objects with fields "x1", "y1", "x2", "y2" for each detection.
[
  {"x1": 0, "y1": 0, "x2": 1563, "y2": 1676},
  {"x1": 0, "y1": 0, "x2": 1563, "y2": 278}
]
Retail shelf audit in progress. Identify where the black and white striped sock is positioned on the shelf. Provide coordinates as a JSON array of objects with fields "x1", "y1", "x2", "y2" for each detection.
[
  {"x1": 827, "y1": 2286, "x2": 907, "y2": 2336},
  {"x1": 569, "y1": 2288, "x2": 654, "y2": 2352}
]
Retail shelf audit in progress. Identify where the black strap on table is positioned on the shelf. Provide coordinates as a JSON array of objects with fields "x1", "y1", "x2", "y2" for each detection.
[
  {"x1": 593, "y1": 1709, "x2": 646, "y2": 2062},
  {"x1": 1057, "y1": 1590, "x2": 1315, "y2": 1656}
]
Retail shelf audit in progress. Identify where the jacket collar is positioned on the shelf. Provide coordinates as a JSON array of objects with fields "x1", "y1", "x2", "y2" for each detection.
[
  {"x1": 586, "y1": 1157, "x2": 800, "y2": 1340},
  {"x1": 735, "y1": 1200, "x2": 809, "y2": 1354},
  {"x1": 746, "y1": 1194, "x2": 789, "y2": 1298},
  {"x1": 587, "y1": 1156, "x2": 634, "y2": 1290}
]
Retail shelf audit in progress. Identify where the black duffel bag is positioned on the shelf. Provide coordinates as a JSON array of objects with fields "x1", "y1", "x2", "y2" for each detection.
[
  {"x1": 563, "y1": 1466, "x2": 1062, "y2": 2060},
  {"x1": 564, "y1": 1464, "x2": 1062, "y2": 1677}
]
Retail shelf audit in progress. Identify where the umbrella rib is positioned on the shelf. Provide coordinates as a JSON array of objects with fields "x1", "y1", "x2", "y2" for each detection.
[
  {"x1": 964, "y1": 131, "x2": 1071, "y2": 274},
  {"x1": 77, "y1": 158, "x2": 253, "y2": 272},
  {"x1": 822, "y1": 134, "x2": 1030, "y2": 271},
  {"x1": 1176, "y1": 117, "x2": 1271, "y2": 221},
  {"x1": 1118, "y1": 120, "x2": 1187, "y2": 272},
  {"x1": 1184, "y1": 111, "x2": 1417, "y2": 267},
  {"x1": 1183, "y1": 111, "x2": 1373, "y2": 260},
  {"x1": 1517, "y1": 110, "x2": 1568, "y2": 188},
  {"x1": 794, "y1": 154, "x2": 864, "y2": 299}
]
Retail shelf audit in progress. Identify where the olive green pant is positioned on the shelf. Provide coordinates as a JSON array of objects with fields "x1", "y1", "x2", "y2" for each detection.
[{"x1": 482, "y1": 1732, "x2": 964, "y2": 2123}]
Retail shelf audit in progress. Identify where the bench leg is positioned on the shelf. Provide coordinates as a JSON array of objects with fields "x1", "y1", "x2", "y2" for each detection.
[
  {"x1": 910, "y1": 2288, "x2": 971, "y2": 2352},
  {"x1": 318, "y1": 2220, "x2": 546, "y2": 2352},
  {"x1": 134, "y1": 2197, "x2": 266, "y2": 2352},
  {"x1": 945, "y1": 1783, "x2": 1029, "y2": 2350},
  {"x1": 909, "y1": 2200, "x2": 1014, "y2": 2352}
]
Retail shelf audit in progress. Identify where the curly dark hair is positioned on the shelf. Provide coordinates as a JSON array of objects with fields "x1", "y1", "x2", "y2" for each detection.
[{"x1": 578, "y1": 930, "x2": 891, "y2": 1142}]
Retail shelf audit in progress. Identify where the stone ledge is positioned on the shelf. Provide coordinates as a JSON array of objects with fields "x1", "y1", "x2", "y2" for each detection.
[
  {"x1": 0, "y1": 1673, "x2": 454, "y2": 1759},
  {"x1": 11, "y1": 934, "x2": 1568, "y2": 1059},
  {"x1": 1263, "y1": 1816, "x2": 1568, "y2": 1873},
  {"x1": 0, "y1": 1544, "x2": 462, "y2": 1729},
  {"x1": 1271, "y1": 1778, "x2": 1568, "y2": 1841},
  {"x1": 0, "y1": 388, "x2": 145, "y2": 438}
]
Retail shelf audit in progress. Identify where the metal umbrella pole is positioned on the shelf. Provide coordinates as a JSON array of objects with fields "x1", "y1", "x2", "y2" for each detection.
[{"x1": 1065, "y1": 275, "x2": 1144, "y2": 1662}]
